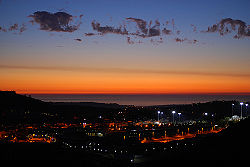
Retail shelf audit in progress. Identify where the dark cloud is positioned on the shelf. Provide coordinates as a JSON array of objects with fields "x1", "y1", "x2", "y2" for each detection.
[
  {"x1": 79, "y1": 14, "x2": 84, "y2": 19},
  {"x1": 175, "y1": 38, "x2": 187, "y2": 43},
  {"x1": 0, "y1": 23, "x2": 27, "y2": 34},
  {"x1": 148, "y1": 20, "x2": 161, "y2": 37},
  {"x1": 127, "y1": 37, "x2": 134, "y2": 44},
  {"x1": 162, "y1": 28, "x2": 171, "y2": 35},
  {"x1": 8, "y1": 23, "x2": 18, "y2": 31},
  {"x1": 205, "y1": 18, "x2": 250, "y2": 38},
  {"x1": 0, "y1": 26, "x2": 7, "y2": 32},
  {"x1": 175, "y1": 38, "x2": 198, "y2": 44},
  {"x1": 126, "y1": 17, "x2": 148, "y2": 34},
  {"x1": 126, "y1": 17, "x2": 162, "y2": 38},
  {"x1": 74, "y1": 38, "x2": 82, "y2": 42},
  {"x1": 84, "y1": 32, "x2": 96, "y2": 36},
  {"x1": 91, "y1": 21, "x2": 128, "y2": 35},
  {"x1": 29, "y1": 11, "x2": 81, "y2": 32},
  {"x1": 87, "y1": 17, "x2": 199, "y2": 45},
  {"x1": 19, "y1": 24, "x2": 26, "y2": 34},
  {"x1": 192, "y1": 39, "x2": 198, "y2": 44}
]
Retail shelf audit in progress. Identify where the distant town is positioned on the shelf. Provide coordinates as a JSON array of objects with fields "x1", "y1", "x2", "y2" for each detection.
[{"x1": 0, "y1": 91, "x2": 249, "y2": 166}]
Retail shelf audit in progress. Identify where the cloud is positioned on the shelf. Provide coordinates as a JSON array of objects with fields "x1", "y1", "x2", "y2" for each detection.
[
  {"x1": 84, "y1": 32, "x2": 96, "y2": 36},
  {"x1": 126, "y1": 17, "x2": 148, "y2": 35},
  {"x1": 126, "y1": 18, "x2": 161, "y2": 37},
  {"x1": 162, "y1": 28, "x2": 171, "y2": 35},
  {"x1": 127, "y1": 37, "x2": 134, "y2": 44},
  {"x1": 87, "y1": 17, "x2": 200, "y2": 45},
  {"x1": 74, "y1": 38, "x2": 82, "y2": 42},
  {"x1": 29, "y1": 11, "x2": 81, "y2": 32},
  {"x1": 85, "y1": 17, "x2": 201, "y2": 45},
  {"x1": 91, "y1": 21, "x2": 128, "y2": 35},
  {"x1": 0, "y1": 23, "x2": 27, "y2": 34},
  {"x1": 8, "y1": 23, "x2": 18, "y2": 31},
  {"x1": 175, "y1": 38, "x2": 198, "y2": 44},
  {"x1": 0, "y1": 26, "x2": 7, "y2": 32},
  {"x1": 205, "y1": 18, "x2": 250, "y2": 38},
  {"x1": 1, "y1": 64, "x2": 250, "y2": 78},
  {"x1": 19, "y1": 24, "x2": 26, "y2": 34},
  {"x1": 175, "y1": 38, "x2": 186, "y2": 43},
  {"x1": 148, "y1": 20, "x2": 161, "y2": 37}
]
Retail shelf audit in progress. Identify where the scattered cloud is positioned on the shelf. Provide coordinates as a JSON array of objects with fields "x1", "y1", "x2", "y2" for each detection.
[
  {"x1": 91, "y1": 21, "x2": 128, "y2": 35},
  {"x1": 127, "y1": 37, "x2": 134, "y2": 44},
  {"x1": 19, "y1": 24, "x2": 27, "y2": 34},
  {"x1": 87, "y1": 17, "x2": 199, "y2": 45},
  {"x1": 126, "y1": 17, "x2": 148, "y2": 35},
  {"x1": 175, "y1": 38, "x2": 187, "y2": 43},
  {"x1": 8, "y1": 23, "x2": 18, "y2": 31},
  {"x1": 175, "y1": 38, "x2": 198, "y2": 44},
  {"x1": 74, "y1": 38, "x2": 82, "y2": 42},
  {"x1": 204, "y1": 18, "x2": 250, "y2": 39},
  {"x1": 2, "y1": 12, "x2": 249, "y2": 45},
  {"x1": 29, "y1": 11, "x2": 82, "y2": 32},
  {"x1": 162, "y1": 28, "x2": 171, "y2": 35},
  {"x1": 84, "y1": 32, "x2": 96, "y2": 36},
  {"x1": 0, "y1": 23, "x2": 27, "y2": 34},
  {"x1": 0, "y1": 26, "x2": 7, "y2": 32},
  {"x1": 148, "y1": 20, "x2": 161, "y2": 37},
  {"x1": 126, "y1": 18, "x2": 162, "y2": 38}
]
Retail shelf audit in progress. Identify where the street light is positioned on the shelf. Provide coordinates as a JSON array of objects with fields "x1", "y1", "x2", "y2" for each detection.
[
  {"x1": 246, "y1": 104, "x2": 248, "y2": 116},
  {"x1": 178, "y1": 113, "x2": 181, "y2": 122},
  {"x1": 240, "y1": 102, "x2": 244, "y2": 119},
  {"x1": 157, "y1": 111, "x2": 160, "y2": 122},
  {"x1": 172, "y1": 111, "x2": 176, "y2": 123}
]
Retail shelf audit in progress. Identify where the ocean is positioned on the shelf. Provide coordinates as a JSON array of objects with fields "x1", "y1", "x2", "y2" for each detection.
[{"x1": 30, "y1": 94, "x2": 250, "y2": 106}]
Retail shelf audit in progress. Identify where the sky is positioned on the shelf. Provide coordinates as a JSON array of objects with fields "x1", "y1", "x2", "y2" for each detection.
[{"x1": 0, "y1": 0, "x2": 250, "y2": 94}]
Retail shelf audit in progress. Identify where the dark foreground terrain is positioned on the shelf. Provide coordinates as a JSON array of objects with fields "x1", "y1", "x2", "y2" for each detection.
[
  {"x1": 1, "y1": 117, "x2": 250, "y2": 167},
  {"x1": 0, "y1": 91, "x2": 249, "y2": 166}
]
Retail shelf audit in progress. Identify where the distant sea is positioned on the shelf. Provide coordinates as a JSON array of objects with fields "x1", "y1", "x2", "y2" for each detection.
[{"x1": 30, "y1": 94, "x2": 250, "y2": 106}]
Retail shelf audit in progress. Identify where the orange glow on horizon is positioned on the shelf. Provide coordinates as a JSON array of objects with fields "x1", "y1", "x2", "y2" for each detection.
[{"x1": 1, "y1": 68, "x2": 250, "y2": 95}]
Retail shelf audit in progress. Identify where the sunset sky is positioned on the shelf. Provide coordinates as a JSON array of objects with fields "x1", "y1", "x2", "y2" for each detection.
[{"x1": 0, "y1": 0, "x2": 250, "y2": 94}]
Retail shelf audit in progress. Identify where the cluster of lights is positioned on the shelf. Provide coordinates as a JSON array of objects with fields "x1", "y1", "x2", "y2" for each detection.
[
  {"x1": 232, "y1": 102, "x2": 249, "y2": 119},
  {"x1": 63, "y1": 142, "x2": 132, "y2": 155},
  {"x1": 143, "y1": 141, "x2": 195, "y2": 153},
  {"x1": 157, "y1": 110, "x2": 182, "y2": 123}
]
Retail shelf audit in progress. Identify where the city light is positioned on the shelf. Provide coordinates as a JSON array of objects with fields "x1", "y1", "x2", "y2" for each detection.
[
  {"x1": 246, "y1": 104, "x2": 248, "y2": 116},
  {"x1": 232, "y1": 103, "x2": 234, "y2": 116},
  {"x1": 178, "y1": 113, "x2": 181, "y2": 122},
  {"x1": 172, "y1": 111, "x2": 176, "y2": 123},
  {"x1": 240, "y1": 102, "x2": 244, "y2": 119},
  {"x1": 157, "y1": 111, "x2": 161, "y2": 122}
]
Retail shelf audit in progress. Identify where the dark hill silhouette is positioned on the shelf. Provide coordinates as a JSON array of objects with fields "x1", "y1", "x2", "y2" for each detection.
[
  {"x1": 0, "y1": 91, "x2": 47, "y2": 124},
  {"x1": 0, "y1": 91, "x2": 122, "y2": 124}
]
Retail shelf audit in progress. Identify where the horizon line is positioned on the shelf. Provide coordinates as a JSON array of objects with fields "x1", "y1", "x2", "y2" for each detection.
[{"x1": 23, "y1": 92, "x2": 250, "y2": 96}]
